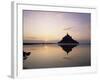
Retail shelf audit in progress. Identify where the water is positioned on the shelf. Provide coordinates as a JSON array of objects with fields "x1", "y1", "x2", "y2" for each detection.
[{"x1": 23, "y1": 44, "x2": 90, "y2": 69}]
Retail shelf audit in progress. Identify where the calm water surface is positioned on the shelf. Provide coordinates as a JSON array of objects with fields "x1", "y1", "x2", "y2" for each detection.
[{"x1": 23, "y1": 44, "x2": 90, "y2": 69}]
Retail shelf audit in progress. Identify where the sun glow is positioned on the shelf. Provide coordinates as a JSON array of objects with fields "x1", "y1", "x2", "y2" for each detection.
[
  {"x1": 44, "y1": 45, "x2": 48, "y2": 49},
  {"x1": 44, "y1": 39, "x2": 48, "y2": 42}
]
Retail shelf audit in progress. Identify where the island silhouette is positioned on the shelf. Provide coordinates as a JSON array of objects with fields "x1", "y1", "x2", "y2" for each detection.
[
  {"x1": 58, "y1": 33, "x2": 79, "y2": 55},
  {"x1": 58, "y1": 33, "x2": 79, "y2": 44}
]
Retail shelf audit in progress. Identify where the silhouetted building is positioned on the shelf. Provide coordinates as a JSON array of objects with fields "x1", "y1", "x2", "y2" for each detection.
[{"x1": 58, "y1": 33, "x2": 79, "y2": 44}]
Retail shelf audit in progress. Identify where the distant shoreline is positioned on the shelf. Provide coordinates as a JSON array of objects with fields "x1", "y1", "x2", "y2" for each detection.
[
  {"x1": 23, "y1": 43, "x2": 90, "y2": 45},
  {"x1": 23, "y1": 43, "x2": 57, "y2": 45}
]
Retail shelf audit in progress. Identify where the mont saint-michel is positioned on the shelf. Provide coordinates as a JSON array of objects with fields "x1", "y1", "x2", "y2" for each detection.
[{"x1": 23, "y1": 10, "x2": 90, "y2": 69}]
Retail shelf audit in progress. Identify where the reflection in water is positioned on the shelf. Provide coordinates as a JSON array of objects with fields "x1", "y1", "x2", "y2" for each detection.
[
  {"x1": 23, "y1": 44, "x2": 90, "y2": 69},
  {"x1": 58, "y1": 44, "x2": 78, "y2": 55}
]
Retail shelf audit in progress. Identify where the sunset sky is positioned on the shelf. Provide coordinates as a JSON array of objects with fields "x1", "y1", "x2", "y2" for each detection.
[{"x1": 23, "y1": 10, "x2": 91, "y2": 43}]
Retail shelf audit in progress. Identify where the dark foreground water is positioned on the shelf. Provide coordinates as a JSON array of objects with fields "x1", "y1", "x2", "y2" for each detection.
[{"x1": 23, "y1": 44, "x2": 90, "y2": 69}]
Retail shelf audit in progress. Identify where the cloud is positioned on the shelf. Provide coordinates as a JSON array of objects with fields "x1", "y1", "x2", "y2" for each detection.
[{"x1": 64, "y1": 27, "x2": 72, "y2": 31}]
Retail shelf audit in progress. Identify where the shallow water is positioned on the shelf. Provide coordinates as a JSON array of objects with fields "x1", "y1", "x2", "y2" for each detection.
[{"x1": 23, "y1": 44, "x2": 90, "y2": 69}]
